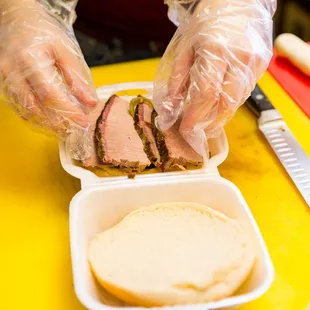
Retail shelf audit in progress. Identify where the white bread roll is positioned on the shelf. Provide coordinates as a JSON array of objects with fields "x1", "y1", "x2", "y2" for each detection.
[
  {"x1": 88, "y1": 202, "x2": 255, "y2": 306},
  {"x1": 274, "y1": 33, "x2": 310, "y2": 77}
]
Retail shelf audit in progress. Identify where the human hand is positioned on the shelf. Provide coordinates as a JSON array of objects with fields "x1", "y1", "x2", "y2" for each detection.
[
  {"x1": 154, "y1": 0, "x2": 276, "y2": 155},
  {"x1": 0, "y1": 1, "x2": 99, "y2": 159}
]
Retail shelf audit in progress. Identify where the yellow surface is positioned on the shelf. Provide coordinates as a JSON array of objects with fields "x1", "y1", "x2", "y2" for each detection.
[{"x1": 0, "y1": 59, "x2": 309, "y2": 310}]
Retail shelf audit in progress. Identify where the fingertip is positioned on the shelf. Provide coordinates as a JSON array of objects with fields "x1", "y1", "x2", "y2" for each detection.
[
  {"x1": 54, "y1": 103, "x2": 91, "y2": 129},
  {"x1": 72, "y1": 85, "x2": 99, "y2": 108},
  {"x1": 76, "y1": 113, "x2": 91, "y2": 129},
  {"x1": 83, "y1": 96, "x2": 99, "y2": 108}
]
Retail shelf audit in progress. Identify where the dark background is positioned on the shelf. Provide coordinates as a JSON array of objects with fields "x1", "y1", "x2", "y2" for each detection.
[
  {"x1": 274, "y1": 0, "x2": 310, "y2": 41},
  {"x1": 73, "y1": 0, "x2": 310, "y2": 67}
]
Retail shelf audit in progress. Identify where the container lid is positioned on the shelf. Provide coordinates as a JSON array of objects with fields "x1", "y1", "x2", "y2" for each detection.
[{"x1": 59, "y1": 82, "x2": 229, "y2": 188}]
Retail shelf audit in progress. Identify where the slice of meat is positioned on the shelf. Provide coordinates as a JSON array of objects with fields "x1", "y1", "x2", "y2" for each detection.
[
  {"x1": 95, "y1": 95, "x2": 150, "y2": 173},
  {"x1": 134, "y1": 98, "x2": 161, "y2": 167},
  {"x1": 82, "y1": 149, "x2": 102, "y2": 167},
  {"x1": 152, "y1": 111, "x2": 203, "y2": 171},
  {"x1": 82, "y1": 102, "x2": 106, "y2": 167}
]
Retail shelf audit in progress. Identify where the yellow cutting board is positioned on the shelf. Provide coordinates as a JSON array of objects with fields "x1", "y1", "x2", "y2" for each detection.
[{"x1": 0, "y1": 59, "x2": 309, "y2": 310}]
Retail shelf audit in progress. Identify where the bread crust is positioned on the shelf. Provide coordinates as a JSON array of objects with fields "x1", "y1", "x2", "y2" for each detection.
[{"x1": 88, "y1": 202, "x2": 256, "y2": 306}]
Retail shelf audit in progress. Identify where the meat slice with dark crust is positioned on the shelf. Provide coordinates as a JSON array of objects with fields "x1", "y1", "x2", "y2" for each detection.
[
  {"x1": 151, "y1": 111, "x2": 203, "y2": 171},
  {"x1": 134, "y1": 98, "x2": 161, "y2": 167},
  {"x1": 95, "y1": 95, "x2": 150, "y2": 173},
  {"x1": 82, "y1": 145, "x2": 102, "y2": 167},
  {"x1": 82, "y1": 100, "x2": 106, "y2": 167}
]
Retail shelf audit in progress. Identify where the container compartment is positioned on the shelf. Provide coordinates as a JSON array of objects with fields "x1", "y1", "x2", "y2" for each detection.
[
  {"x1": 59, "y1": 82, "x2": 228, "y2": 188},
  {"x1": 70, "y1": 175, "x2": 274, "y2": 310},
  {"x1": 65, "y1": 82, "x2": 274, "y2": 310}
]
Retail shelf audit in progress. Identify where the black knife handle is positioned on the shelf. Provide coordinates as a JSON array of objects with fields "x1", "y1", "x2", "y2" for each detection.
[{"x1": 247, "y1": 85, "x2": 274, "y2": 116}]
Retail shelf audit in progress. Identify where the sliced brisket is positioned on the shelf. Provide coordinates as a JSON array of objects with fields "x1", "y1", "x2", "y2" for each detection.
[
  {"x1": 82, "y1": 145, "x2": 102, "y2": 167},
  {"x1": 82, "y1": 101, "x2": 106, "y2": 167},
  {"x1": 151, "y1": 110, "x2": 203, "y2": 171},
  {"x1": 95, "y1": 95, "x2": 150, "y2": 173},
  {"x1": 133, "y1": 97, "x2": 161, "y2": 167}
]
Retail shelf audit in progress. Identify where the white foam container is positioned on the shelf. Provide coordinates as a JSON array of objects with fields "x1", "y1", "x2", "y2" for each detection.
[{"x1": 60, "y1": 82, "x2": 274, "y2": 310}]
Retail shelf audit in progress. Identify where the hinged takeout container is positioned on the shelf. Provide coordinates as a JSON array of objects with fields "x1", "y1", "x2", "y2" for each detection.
[{"x1": 59, "y1": 82, "x2": 274, "y2": 310}]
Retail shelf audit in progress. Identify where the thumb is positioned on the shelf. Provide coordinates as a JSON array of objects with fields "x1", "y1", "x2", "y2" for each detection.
[{"x1": 153, "y1": 35, "x2": 193, "y2": 131}]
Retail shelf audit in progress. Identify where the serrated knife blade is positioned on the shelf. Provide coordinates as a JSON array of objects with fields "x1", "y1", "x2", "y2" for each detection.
[{"x1": 246, "y1": 85, "x2": 310, "y2": 206}]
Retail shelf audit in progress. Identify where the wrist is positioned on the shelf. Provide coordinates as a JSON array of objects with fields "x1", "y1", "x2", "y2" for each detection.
[
  {"x1": 0, "y1": 0, "x2": 76, "y2": 26},
  {"x1": 37, "y1": 0, "x2": 77, "y2": 26},
  {"x1": 165, "y1": 0, "x2": 198, "y2": 26},
  {"x1": 0, "y1": 0, "x2": 36, "y2": 12}
]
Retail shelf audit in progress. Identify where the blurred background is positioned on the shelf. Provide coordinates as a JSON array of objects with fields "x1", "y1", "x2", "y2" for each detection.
[
  {"x1": 73, "y1": 0, "x2": 310, "y2": 67},
  {"x1": 274, "y1": 0, "x2": 310, "y2": 40}
]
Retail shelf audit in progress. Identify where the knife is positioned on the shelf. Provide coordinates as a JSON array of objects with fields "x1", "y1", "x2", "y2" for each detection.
[{"x1": 246, "y1": 85, "x2": 310, "y2": 206}]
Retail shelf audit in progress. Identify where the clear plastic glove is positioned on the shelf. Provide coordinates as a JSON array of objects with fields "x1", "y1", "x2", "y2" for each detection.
[
  {"x1": 154, "y1": 0, "x2": 276, "y2": 156},
  {"x1": 0, "y1": 0, "x2": 98, "y2": 159}
]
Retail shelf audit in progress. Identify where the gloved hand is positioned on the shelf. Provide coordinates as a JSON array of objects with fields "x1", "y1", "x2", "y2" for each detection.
[
  {"x1": 154, "y1": 0, "x2": 276, "y2": 156},
  {"x1": 0, "y1": 0, "x2": 98, "y2": 159}
]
